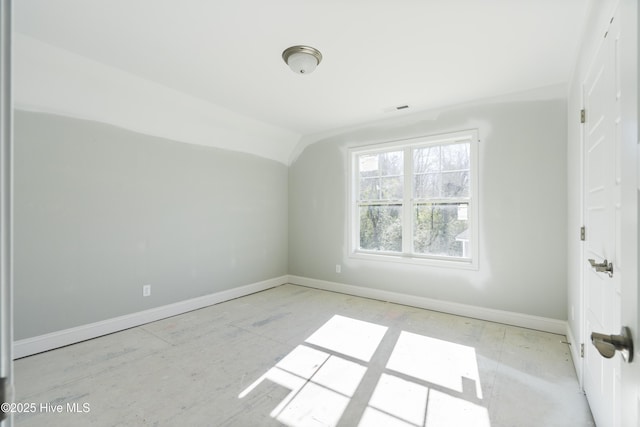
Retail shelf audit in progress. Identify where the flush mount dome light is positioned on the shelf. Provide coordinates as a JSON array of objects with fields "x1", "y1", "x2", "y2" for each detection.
[{"x1": 282, "y1": 45, "x2": 322, "y2": 75}]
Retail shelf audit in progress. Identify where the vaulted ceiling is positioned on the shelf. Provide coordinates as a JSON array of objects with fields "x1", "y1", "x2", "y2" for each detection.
[{"x1": 15, "y1": 0, "x2": 591, "y2": 139}]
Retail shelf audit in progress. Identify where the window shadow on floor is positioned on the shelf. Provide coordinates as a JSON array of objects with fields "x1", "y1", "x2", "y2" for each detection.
[{"x1": 239, "y1": 314, "x2": 490, "y2": 427}]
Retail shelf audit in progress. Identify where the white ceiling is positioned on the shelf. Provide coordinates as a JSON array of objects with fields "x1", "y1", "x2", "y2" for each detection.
[{"x1": 15, "y1": 0, "x2": 591, "y2": 137}]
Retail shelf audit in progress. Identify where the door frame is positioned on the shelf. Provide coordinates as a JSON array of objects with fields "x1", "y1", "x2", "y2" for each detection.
[
  {"x1": 0, "y1": 1, "x2": 13, "y2": 426},
  {"x1": 618, "y1": 0, "x2": 639, "y2": 425}
]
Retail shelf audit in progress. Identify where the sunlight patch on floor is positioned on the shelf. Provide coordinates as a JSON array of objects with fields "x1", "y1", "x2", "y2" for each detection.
[
  {"x1": 425, "y1": 389, "x2": 490, "y2": 427},
  {"x1": 238, "y1": 343, "x2": 367, "y2": 424},
  {"x1": 239, "y1": 314, "x2": 490, "y2": 427},
  {"x1": 387, "y1": 331, "x2": 483, "y2": 399},
  {"x1": 305, "y1": 314, "x2": 388, "y2": 362},
  {"x1": 365, "y1": 373, "x2": 428, "y2": 425}
]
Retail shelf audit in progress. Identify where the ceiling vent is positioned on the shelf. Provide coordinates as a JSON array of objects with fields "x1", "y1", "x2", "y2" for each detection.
[{"x1": 383, "y1": 105, "x2": 410, "y2": 113}]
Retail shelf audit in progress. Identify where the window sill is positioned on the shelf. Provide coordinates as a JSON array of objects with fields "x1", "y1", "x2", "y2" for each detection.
[{"x1": 349, "y1": 250, "x2": 479, "y2": 271}]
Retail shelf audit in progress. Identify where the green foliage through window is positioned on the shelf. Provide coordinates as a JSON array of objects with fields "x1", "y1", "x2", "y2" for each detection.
[{"x1": 352, "y1": 131, "x2": 476, "y2": 262}]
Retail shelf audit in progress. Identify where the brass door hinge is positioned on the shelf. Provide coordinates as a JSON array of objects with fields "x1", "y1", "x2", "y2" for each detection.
[{"x1": 580, "y1": 109, "x2": 586, "y2": 124}]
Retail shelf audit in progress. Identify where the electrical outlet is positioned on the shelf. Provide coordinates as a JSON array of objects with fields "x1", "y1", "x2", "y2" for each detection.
[
  {"x1": 335, "y1": 264, "x2": 341, "y2": 273},
  {"x1": 143, "y1": 284, "x2": 151, "y2": 297}
]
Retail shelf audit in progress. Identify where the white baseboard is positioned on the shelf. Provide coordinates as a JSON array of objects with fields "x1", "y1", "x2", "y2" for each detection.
[
  {"x1": 288, "y1": 275, "x2": 568, "y2": 335},
  {"x1": 13, "y1": 275, "x2": 287, "y2": 359},
  {"x1": 15, "y1": 274, "x2": 568, "y2": 359},
  {"x1": 565, "y1": 323, "x2": 584, "y2": 389}
]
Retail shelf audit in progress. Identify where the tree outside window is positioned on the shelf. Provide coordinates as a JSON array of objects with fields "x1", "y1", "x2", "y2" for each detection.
[{"x1": 351, "y1": 131, "x2": 478, "y2": 266}]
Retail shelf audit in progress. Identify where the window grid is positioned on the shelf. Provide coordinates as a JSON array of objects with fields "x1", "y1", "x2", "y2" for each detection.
[{"x1": 351, "y1": 131, "x2": 478, "y2": 267}]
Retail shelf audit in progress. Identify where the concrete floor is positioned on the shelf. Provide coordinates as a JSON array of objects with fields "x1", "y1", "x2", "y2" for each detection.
[{"x1": 13, "y1": 284, "x2": 594, "y2": 426}]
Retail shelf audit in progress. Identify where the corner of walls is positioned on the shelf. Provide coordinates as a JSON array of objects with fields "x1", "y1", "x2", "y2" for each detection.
[{"x1": 14, "y1": 32, "x2": 301, "y2": 165}]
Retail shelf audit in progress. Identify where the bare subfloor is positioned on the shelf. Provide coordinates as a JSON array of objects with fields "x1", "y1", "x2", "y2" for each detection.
[{"x1": 13, "y1": 284, "x2": 594, "y2": 426}]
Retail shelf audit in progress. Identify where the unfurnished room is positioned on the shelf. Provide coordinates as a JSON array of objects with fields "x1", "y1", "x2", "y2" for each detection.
[{"x1": 0, "y1": 1, "x2": 639, "y2": 426}]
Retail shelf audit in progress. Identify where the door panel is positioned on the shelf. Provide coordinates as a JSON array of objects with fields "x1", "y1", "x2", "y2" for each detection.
[
  {"x1": 582, "y1": 9, "x2": 619, "y2": 427},
  {"x1": 581, "y1": 5, "x2": 631, "y2": 427}
]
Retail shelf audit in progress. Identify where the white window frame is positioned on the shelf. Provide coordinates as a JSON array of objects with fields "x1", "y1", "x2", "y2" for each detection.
[{"x1": 348, "y1": 130, "x2": 479, "y2": 270}]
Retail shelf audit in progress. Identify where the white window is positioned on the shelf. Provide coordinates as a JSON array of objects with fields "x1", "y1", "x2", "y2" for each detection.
[{"x1": 349, "y1": 130, "x2": 478, "y2": 268}]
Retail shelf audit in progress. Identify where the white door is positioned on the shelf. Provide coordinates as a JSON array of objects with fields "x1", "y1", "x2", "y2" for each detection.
[
  {"x1": 582, "y1": 9, "x2": 620, "y2": 427},
  {"x1": 0, "y1": 1, "x2": 12, "y2": 426},
  {"x1": 617, "y1": 1, "x2": 639, "y2": 425}
]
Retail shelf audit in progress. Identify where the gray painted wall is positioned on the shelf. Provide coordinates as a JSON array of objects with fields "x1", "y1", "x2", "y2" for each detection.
[
  {"x1": 14, "y1": 111, "x2": 288, "y2": 340},
  {"x1": 289, "y1": 96, "x2": 568, "y2": 320}
]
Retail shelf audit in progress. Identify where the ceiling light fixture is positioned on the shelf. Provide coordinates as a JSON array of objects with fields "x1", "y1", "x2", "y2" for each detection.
[{"x1": 282, "y1": 45, "x2": 322, "y2": 75}]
